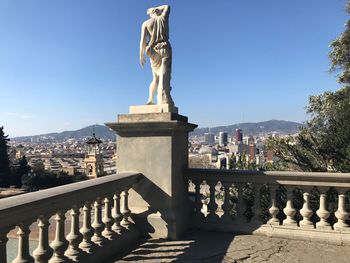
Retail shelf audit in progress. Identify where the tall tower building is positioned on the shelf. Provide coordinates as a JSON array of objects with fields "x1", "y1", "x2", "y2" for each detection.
[
  {"x1": 84, "y1": 133, "x2": 104, "y2": 178},
  {"x1": 219, "y1": 132, "x2": 228, "y2": 146},
  {"x1": 204, "y1": 132, "x2": 215, "y2": 146},
  {"x1": 235, "y1": 128, "x2": 243, "y2": 144}
]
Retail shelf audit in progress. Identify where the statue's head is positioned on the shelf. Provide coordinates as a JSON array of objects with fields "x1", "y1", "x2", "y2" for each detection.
[{"x1": 147, "y1": 7, "x2": 161, "y2": 18}]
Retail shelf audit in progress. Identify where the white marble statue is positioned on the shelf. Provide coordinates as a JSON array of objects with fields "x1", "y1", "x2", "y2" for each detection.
[{"x1": 140, "y1": 5, "x2": 175, "y2": 107}]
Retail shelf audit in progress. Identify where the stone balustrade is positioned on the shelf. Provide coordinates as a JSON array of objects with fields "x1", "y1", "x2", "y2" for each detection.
[
  {"x1": 0, "y1": 172, "x2": 141, "y2": 263},
  {"x1": 186, "y1": 168, "x2": 350, "y2": 245}
]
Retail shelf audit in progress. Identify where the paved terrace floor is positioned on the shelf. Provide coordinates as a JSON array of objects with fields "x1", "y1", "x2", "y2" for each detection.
[{"x1": 114, "y1": 230, "x2": 350, "y2": 263}]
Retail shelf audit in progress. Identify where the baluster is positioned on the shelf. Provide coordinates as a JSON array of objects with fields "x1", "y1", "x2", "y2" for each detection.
[
  {"x1": 91, "y1": 197, "x2": 105, "y2": 246},
  {"x1": 316, "y1": 188, "x2": 332, "y2": 230},
  {"x1": 283, "y1": 186, "x2": 297, "y2": 226},
  {"x1": 221, "y1": 182, "x2": 232, "y2": 222},
  {"x1": 121, "y1": 188, "x2": 132, "y2": 229},
  {"x1": 13, "y1": 223, "x2": 34, "y2": 263},
  {"x1": 33, "y1": 216, "x2": 53, "y2": 263},
  {"x1": 193, "y1": 179, "x2": 204, "y2": 219},
  {"x1": 207, "y1": 180, "x2": 219, "y2": 221},
  {"x1": 334, "y1": 190, "x2": 349, "y2": 230},
  {"x1": 299, "y1": 189, "x2": 314, "y2": 228},
  {"x1": 79, "y1": 201, "x2": 95, "y2": 253},
  {"x1": 65, "y1": 205, "x2": 83, "y2": 261},
  {"x1": 49, "y1": 210, "x2": 69, "y2": 263},
  {"x1": 251, "y1": 184, "x2": 262, "y2": 224},
  {"x1": 0, "y1": 228, "x2": 9, "y2": 263},
  {"x1": 235, "y1": 183, "x2": 246, "y2": 223},
  {"x1": 268, "y1": 185, "x2": 280, "y2": 225},
  {"x1": 102, "y1": 196, "x2": 116, "y2": 240},
  {"x1": 112, "y1": 193, "x2": 124, "y2": 234}
]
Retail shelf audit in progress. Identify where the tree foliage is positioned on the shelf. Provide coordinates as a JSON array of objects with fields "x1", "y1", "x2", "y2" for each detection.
[
  {"x1": 0, "y1": 126, "x2": 11, "y2": 187},
  {"x1": 268, "y1": 1, "x2": 350, "y2": 172},
  {"x1": 12, "y1": 155, "x2": 31, "y2": 187}
]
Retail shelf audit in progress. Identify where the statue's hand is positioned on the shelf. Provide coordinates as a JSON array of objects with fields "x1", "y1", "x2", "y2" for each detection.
[{"x1": 140, "y1": 55, "x2": 146, "y2": 68}]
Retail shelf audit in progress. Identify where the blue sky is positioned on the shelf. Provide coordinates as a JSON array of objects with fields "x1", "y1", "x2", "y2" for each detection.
[{"x1": 0, "y1": 0, "x2": 348, "y2": 137}]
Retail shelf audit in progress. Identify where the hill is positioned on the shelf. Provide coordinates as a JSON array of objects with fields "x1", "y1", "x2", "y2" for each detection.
[
  {"x1": 12, "y1": 120, "x2": 302, "y2": 143},
  {"x1": 12, "y1": 125, "x2": 116, "y2": 143},
  {"x1": 191, "y1": 120, "x2": 302, "y2": 137}
]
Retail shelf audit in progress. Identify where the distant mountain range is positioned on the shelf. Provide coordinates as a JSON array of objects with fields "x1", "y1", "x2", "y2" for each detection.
[
  {"x1": 191, "y1": 120, "x2": 303, "y2": 137},
  {"x1": 13, "y1": 125, "x2": 116, "y2": 143},
  {"x1": 12, "y1": 120, "x2": 303, "y2": 142}
]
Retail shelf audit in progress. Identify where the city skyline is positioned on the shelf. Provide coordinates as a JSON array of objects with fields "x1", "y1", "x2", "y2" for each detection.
[{"x1": 0, "y1": 0, "x2": 347, "y2": 136}]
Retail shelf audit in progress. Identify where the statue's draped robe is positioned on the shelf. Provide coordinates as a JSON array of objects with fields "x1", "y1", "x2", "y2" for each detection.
[{"x1": 148, "y1": 14, "x2": 171, "y2": 76}]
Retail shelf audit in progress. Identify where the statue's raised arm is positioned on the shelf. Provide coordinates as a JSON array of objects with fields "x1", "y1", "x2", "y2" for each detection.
[
  {"x1": 140, "y1": 5, "x2": 175, "y2": 108},
  {"x1": 156, "y1": 5, "x2": 170, "y2": 17}
]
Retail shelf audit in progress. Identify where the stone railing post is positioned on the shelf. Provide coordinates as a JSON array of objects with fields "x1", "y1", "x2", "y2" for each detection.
[
  {"x1": 33, "y1": 215, "x2": 53, "y2": 263},
  {"x1": 334, "y1": 188, "x2": 350, "y2": 230},
  {"x1": 13, "y1": 223, "x2": 35, "y2": 263},
  {"x1": 268, "y1": 184, "x2": 280, "y2": 225},
  {"x1": 283, "y1": 186, "x2": 297, "y2": 226},
  {"x1": 251, "y1": 183, "x2": 262, "y2": 225},
  {"x1": 235, "y1": 183, "x2": 246, "y2": 223},
  {"x1": 49, "y1": 210, "x2": 69, "y2": 263},
  {"x1": 207, "y1": 180, "x2": 219, "y2": 222},
  {"x1": 107, "y1": 112, "x2": 197, "y2": 239},
  {"x1": 79, "y1": 201, "x2": 95, "y2": 253},
  {"x1": 102, "y1": 196, "x2": 116, "y2": 239},
  {"x1": 121, "y1": 188, "x2": 132, "y2": 229},
  {"x1": 112, "y1": 192, "x2": 124, "y2": 234},
  {"x1": 316, "y1": 188, "x2": 332, "y2": 230},
  {"x1": 65, "y1": 205, "x2": 83, "y2": 260},
  {"x1": 221, "y1": 182, "x2": 232, "y2": 222},
  {"x1": 299, "y1": 189, "x2": 314, "y2": 228},
  {"x1": 193, "y1": 179, "x2": 204, "y2": 220},
  {"x1": 91, "y1": 197, "x2": 105, "y2": 246}
]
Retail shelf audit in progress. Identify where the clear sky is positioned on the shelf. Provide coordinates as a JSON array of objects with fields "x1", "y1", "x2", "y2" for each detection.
[{"x1": 0, "y1": 0, "x2": 348, "y2": 137}]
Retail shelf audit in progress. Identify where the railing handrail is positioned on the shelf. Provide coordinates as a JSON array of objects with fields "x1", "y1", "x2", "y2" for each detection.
[
  {"x1": 185, "y1": 168, "x2": 350, "y2": 187},
  {"x1": 0, "y1": 172, "x2": 142, "y2": 229}
]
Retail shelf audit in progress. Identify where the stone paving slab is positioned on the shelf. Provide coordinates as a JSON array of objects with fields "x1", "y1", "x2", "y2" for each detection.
[{"x1": 115, "y1": 230, "x2": 350, "y2": 263}]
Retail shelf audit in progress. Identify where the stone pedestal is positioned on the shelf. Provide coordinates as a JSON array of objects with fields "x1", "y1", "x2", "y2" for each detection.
[{"x1": 106, "y1": 112, "x2": 197, "y2": 240}]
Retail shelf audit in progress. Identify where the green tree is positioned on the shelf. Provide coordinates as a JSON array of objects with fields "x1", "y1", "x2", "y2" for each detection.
[
  {"x1": 13, "y1": 155, "x2": 31, "y2": 187},
  {"x1": 0, "y1": 126, "x2": 11, "y2": 187},
  {"x1": 268, "y1": 1, "x2": 350, "y2": 172}
]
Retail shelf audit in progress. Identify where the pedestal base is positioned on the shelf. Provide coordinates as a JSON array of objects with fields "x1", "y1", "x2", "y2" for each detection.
[
  {"x1": 106, "y1": 112, "x2": 197, "y2": 240},
  {"x1": 129, "y1": 104, "x2": 178, "y2": 114}
]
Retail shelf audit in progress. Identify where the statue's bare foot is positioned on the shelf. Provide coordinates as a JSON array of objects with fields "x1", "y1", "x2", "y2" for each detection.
[{"x1": 146, "y1": 101, "x2": 154, "y2": 105}]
